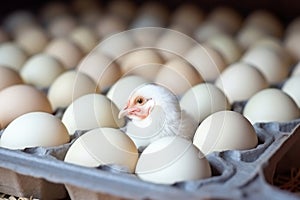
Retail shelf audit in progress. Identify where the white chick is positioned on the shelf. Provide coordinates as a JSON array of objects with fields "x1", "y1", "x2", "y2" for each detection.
[{"x1": 118, "y1": 83, "x2": 198, "y2": 144}]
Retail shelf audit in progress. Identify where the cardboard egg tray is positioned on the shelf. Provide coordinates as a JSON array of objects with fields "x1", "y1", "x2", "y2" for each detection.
[{"x1": 0, "y1": 114, "x2": 300, "y2": 200}]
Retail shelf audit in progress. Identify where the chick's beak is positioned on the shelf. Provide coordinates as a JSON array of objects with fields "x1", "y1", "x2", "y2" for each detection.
[{"x1": 118, "y1": 106, "x2": 140, "y2": 119}]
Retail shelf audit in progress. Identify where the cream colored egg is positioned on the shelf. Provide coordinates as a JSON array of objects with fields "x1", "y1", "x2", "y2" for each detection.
[
  {"x1": 106, "y1": 75, "x2": 149, "y2": 110},
  {"x1": 62, "y1": 93, "x2": 125, "y2": 135},
  {"x1": 236, "y1": 26, "x2": 270, "y2": 50},
  {"x1": 69, "y1": 26, "x2": 99, "y2": 53},
  {"x1": 155, "y1": 29, "x2": 194, "y2": 60},
  {"x1": 20, "y1": 54, "x2": 65, "y2": 88},
  {"x1": 76, "y1": 51, "x2": 121, "y2": 91},
  {"x1": 215, "y1": 62, "x2": 268, "y2": 103},
  {"x1": 47, "y1": 70, "x2": 98, "y2": 110},
  {"x1": 243, "y1": 10, "x2": 283, "y2": 37},
  {"x1": 135, "y1": 136, "x2": 211, "y2": 184},
  {"x1": 194, "y1": 22, "x2": 227, "y2": 42},
  {"x1": 204, "y1": 34, "x2": 242, "y2": 64},
  {"x1": 119, "y1": 49, "x2": 164, "y2": 81},
  {"x1": 243, "y1": 88, "x2": 300, "y2": 124},
  {"x1": 95, "y1": 14, "x2": 127, "y2": 39},
  {"x1": 15, "y1": 27, "x2": 49, "y2": 56},
  {"x1": 0, "y1": 84, "x2": 52, "y2": 129},
  {"x1": 154, "y1": 58, "x2": 203, "y2": 95},
  {"x1": 184, "y1": 44, "x2": 226, "y2": 81},
  {"x1": 45, "y1": 38, "x2": 83, "y2": 69},
  {"x1": 0, "y1": 112, "x2": 70, "y2": 150},
  {"x1": 282, "y1": 76, "x2": 300, "y2": 108},
  {"x1": 285, "y1": 17, "x2": 300, "y2": 37},
  {"x1": 193, "y1": 111, "x2": 258, "y2": 155},
  {"x1": 0, "y1": 42, "x2": 28, "y2": 71},
  {"x1": 47, "y1": 15, "x2": 77, "y2": 38},
  {"x1": 241, "y1": 46, "x2": 290, "y2": 84},
  {"x1": 180, "y1": 83, "x2": 231, "y2": 124},
  {"x1": 107, "y1": 0, "x2": 137, "y2": 23},
  {"x1": 0, "y1": 66, "x2": 23, "y2": 91},
  {"x1": 132, "y1": 27, "x2": 163, "y2": 47},
  {"x1": 64, "y1": 127, "x2": 138, "y2": 173},
  {"x1": 284, "y1": 31, "x2": 300, "y2": 61},
  {"x1": 97, "y1": 32, "x2": 136, "y2": 60}
]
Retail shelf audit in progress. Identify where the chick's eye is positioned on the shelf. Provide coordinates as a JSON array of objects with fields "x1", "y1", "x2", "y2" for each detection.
[{"x1": 135, "y1": 97, "x2": 145, "y2": 105}]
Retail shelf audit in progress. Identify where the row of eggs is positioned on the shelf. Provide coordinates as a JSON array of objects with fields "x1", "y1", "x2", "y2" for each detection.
[{"x1": 0, "y1": 1, "x2": 300, "y2": 185}]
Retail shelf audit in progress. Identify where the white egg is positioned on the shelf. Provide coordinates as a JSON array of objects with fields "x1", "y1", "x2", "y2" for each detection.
[
  {"x1": 282, "y1": 76, "x2": 300, "y2": 108},
  {"x1": 1, "y1": 112, "x2": 70, "y2": 150},
  {"x1": 193, "y1": 111, "x2": 258, "y2": 155},
  {"x1": 180, "y1": 83, "x2": 231, "y2": 124},
  {"x1": 135, "y1": 136, "x2": 211, "y2": 184},
  {"x1": 0, "y1": 42, "x2": 28, "y2": 71},
  {"x1": 243, "y1": 88, "x2": 300, "y2": 124},
  {"x1": 64, "y1": 127, "x2": 138, "y2": 173},
  {"x1": 62, "y1": 93, "x2": 125, "y2": 135}
]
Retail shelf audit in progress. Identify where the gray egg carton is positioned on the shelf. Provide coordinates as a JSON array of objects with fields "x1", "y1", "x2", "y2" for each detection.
[{"x1": 0, "y1": 116, "x2": 300, "y2": 200}]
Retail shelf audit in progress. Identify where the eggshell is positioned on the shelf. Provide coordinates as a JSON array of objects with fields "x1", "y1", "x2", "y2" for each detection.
[
  {"x1": 193, "y1": 111, "x2": 258, "y2": 155},
  {"x1": 243, "y1": 88, "x2": 300, "y2": 124},
  {"x1": 107, "y1": 0, "x2": 137, "y2": 23},
  {"x1": 292, "y1": 62, "x2": 300, "y2": 76},
  {"x1": 204, "y1": 34, "x2": 242, "y2": 64},
  {"x1": 47, "y1": 15, "x2": 77, "y2": 38},
  {"x1": 106, "y1": 75, "x2": 149, "y2": 110},
  {"x1": 0, "y1": 66, "x2": 23, "y2": 91},
  {"x1": 184, "y1": 44, "x2": 226, "y2": 81},
  {"x1": 155, "y1": 29, "x2": 194, "y2": 60},
  {"x1": 119, "y1": 49, "x2": 164, "y2": 81},
  {"x1": 64, "y1": 127, "x2": 138, "y2": 173},
  {"x1": 285, "y1": 17, "x2": 300, "y2": 37},
  {"x1": 0, "y1": 112, "x2": 70, "y2": 150},
  {"x1": 20, "y1": 53, "x2": 65, "y2": 88},
  {"x1": 135, "y1": 136, "x2": 211, "y2": 184},
  {"x1": 282, "y1": 76, "x2": 300, "y2": 108},
  {"x1": 95, "y1": 14, "x2": 127, "y2": 39},
  {"x1": 132, "y1": 27, "x2": 163, "y2": 47},
  {"x1": 241, "y1": 46, "x2": 290, "y2": 84},
  {"x1": 236, "y1": 26, "x2": 270, "y2": 50},
  {"x1": 0, "y1": 42, "x2": 28, "y2": 71},
  {"x1": 284, "y1": 31, "x2": 300, "y2": 61},
  {"x1": 69, "y1": 26, "x2": 99, "y2": 53},
  {"x1": 0, "y1": 84, "x2": 52, "y2": 129},
  {"x1": 194, "y1": 22, "x2": 227, "y2": 42},
  {"x1": 15, "y1": 27, "x2": 49, "y2": 56},
  {"x1": 154, "y1": 58, "x2": 203, "y2": 95},
  {"x1": 62, "y1": 94, "x2": 125, "y2": 135},
  {"x1": 76, "y1": 51, "x2": 121, "y2": 91},
  {"x1": 45, "y1": 38, "x2": 83, "y2": 69},
  {"x1": 47, "y1": 70, "x2": 98, "y2": 110},
  {"x1": 180, "y1": 83, "x2": 231, "y2": 124},
  {"x1": 215, "y1": 62, "x2": 268, "y2": 103},
  {"x1": 243, "y1": 10, "x2": 283, "y2": 37}
]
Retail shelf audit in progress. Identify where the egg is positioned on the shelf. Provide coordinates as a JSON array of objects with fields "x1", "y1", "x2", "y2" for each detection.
[
  {"x1": 0, "y1": 42, "x2": 28, "y2": 71},
  {"x1": 241, "y1": 46, "x2": 290, "y2": 84},
  {"x1": 132, "y1": 27, "x2": 163, "y2": 47},
  {"x1": 155, "y1": 29, "x2": 194, "y2": 60},
  {"x1": 62, "y1": 93, "x2": 125, "y2": 135},
  {"x1": 284, "y1": 31, "x2": 300, "y2": 61},
  {"x1": 47, "y1": 70, "x2": 98, "y2": 111},
  {"x1": 282, "y1": 76, "x2": 300, "y2": 108},
  {"x1": 194, "y1": 22, "x2": 227, "y2": 42},
  {"x1": 170, "y1": 3, "x2": 204, "y2": 33},
  {"x1": 154, "y1": 58, "x2": 203, "y2": 95},
  {"x1": 236, "y1": 26, "x2": 270, "y2": 50},
  {"x1": 193, "y1": 111, "x2": 258, "y2": 155},
  {"x1": 292, "y1": 62, "x2": 300, "y2": 76},
  {"x1": 180, "y1": 83, "x2": 231, "y2": 124},
  {"x1": 243, "y1": 88, "x2": 300, "y2": 124},
  {"x1": 20, "y1": 53, "x2": 65, "y2": 88},
  {"x1": 106, "y1": 75, "x2": 149, "y2": 110},
  {"x1": 0, "y1": 84, "x2": 52, "y2": 129},
  {"x1": 0, "y1": 66, "x2": 23, "y2": 91},
  {"x1": 69, "y1": 26, "x2": 99, "y2": 54},
  {"x1": 135, "y1": 136, "x2": 211, "y2": 184},
  {"x1": 47, "y1": 14, "x2": 77, "y2": 38},
  {"x1": 15, "y1": 27, "x2": 49, "y2": 56},
  {"x1": 96, "y1": 31, "x2": 136, "y2": 60},
  {"x1": 204, "y1": 34, "x2": 242, "y2": 64},
  {"x1": 215, "y1": 62, "x2": 268, "y2": 103},
  {"x1": 39, "y1": 1, "x2": 69, "y2": 24},
  {"x1": 64, "y1": 127, "x2": 138, "y2": 173},
  {"x1": 76, "y1": 51, "x2": 121, "y2": 91},
  {"x1": 95, "y1": 14, "x2": 127, "y2": 39},
  {"x1": 0, "y1": 112, "x2": 70, "y2": 150},
  {"x1": 107, "y1": 0, "x2": 137, "y2": 23},
  {"x1": 184, "y1": 44, "x2": 226, "y2": 82},
  {"x1": 242, "y1": 10, "x2": 283, "y2": 37},
  {"x1": 285, "y1": 17, "x2": 300, "y2": 37},
  {"x1": 119, "y1": 49, "x2": 164, "y2": 81},
  {"x1": 44, "y1": 38, "x2": 83, "y2": 69}
]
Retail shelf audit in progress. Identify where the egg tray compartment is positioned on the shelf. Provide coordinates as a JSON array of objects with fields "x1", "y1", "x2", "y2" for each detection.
[{"x1": 0, "y1": 119, "x2": 299, "y2": 200}]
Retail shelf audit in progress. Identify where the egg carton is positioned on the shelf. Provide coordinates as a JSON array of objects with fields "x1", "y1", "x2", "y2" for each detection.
[{"x1": 0, "y1": 116, "x2": 300, "y2": 200}]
